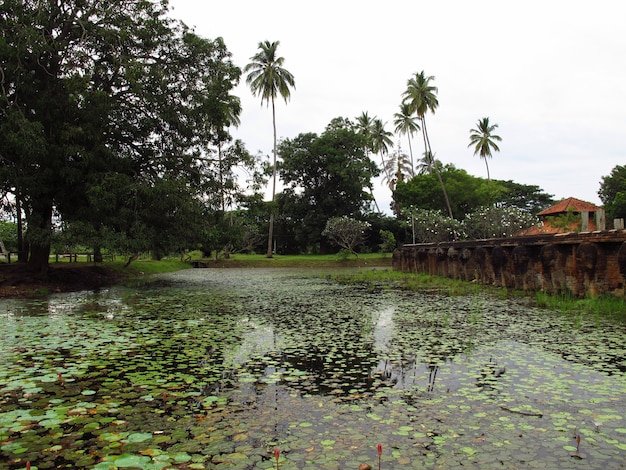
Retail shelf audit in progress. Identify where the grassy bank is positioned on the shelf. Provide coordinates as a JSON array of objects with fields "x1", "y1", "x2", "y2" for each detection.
[
  {"x1": 330, "y1": 268, "x2": 626, "y2": 319},
  {"x1": 52, "y1": 254, "x2": 625, "y2": 319},
  {"x1": 186, "y1": 252, "x2": 393, "y2": 268}
]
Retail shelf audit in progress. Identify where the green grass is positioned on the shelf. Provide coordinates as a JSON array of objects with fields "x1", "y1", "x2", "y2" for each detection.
[
  {"x1": 118, "y1": 258, "x2": 193, "y2": 276},
  {"x1": 49, "y1": 252, "x2": 625, "y2": 321},
  {"x1": 535, "y1": 291, "x2": 626, "y2": 320},
  {"x1": 330, "y1": 268, "x2": 485, "y2": 296},
  {"x1": 333, "y1": 269, "x2": 626, "y2": 319},
  {"x1": 194, "y1": 252, "x2": 393, "y2": 268}
]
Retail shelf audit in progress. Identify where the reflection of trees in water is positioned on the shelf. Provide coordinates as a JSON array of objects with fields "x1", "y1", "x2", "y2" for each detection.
[
  {"x1": 475, "y1": 357, "x2": 506, "y2": 394},
  {"x1": 377, "y1": 297, "x2": 491, "y2": 394},
  {"x1": 427, "y1": 364, "x2": 439, "y2": 393},
  {"x1": 266, "y1": 341, "x2": 382, "y2": 396}
]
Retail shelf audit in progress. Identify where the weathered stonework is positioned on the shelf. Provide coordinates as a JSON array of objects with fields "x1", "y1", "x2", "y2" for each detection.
[{"x1": 392, "y1": 230, "x2": 626, "y2": 297}]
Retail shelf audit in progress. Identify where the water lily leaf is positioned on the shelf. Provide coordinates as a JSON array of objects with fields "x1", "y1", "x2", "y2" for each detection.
[
  {"x1": 113, "y1": 454, "x2": 152, "y2": 467},
  {"x1": 173, "y1": 452, "x2": 193, "y2": 462},
  {"x1": 124, "y1": 432, "x2": 153, "y2": 443}
]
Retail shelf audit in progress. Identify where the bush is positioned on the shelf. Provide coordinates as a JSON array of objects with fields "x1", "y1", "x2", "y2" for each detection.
[
  {"x1": 462, "y1": 206, "x2": 538, "y2": 239},
  {"x1": 322, "y1": 216, "x2": 370, "y2": 257}
]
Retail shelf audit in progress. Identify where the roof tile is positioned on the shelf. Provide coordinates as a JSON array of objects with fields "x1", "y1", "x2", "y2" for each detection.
[{"x1": 537, "y1": 197, "x2": 600, "y2": 216}]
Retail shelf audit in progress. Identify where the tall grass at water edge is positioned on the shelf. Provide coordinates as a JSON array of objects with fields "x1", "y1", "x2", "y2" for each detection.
[{"x1": 332, "y1": 269, "x2": 626, "y2": 320}]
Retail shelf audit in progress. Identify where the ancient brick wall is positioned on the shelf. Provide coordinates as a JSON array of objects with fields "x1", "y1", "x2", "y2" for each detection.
[{"x1": 392, "y1": 231, "x2": 626, "y2": 297}]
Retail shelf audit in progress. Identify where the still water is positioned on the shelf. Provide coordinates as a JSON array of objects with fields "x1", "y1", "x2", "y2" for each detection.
[{"x1": 1, "y1": 268, "x2": 626, "y2": 469}]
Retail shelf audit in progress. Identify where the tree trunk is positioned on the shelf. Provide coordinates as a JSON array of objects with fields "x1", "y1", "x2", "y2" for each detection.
[
  {"x1": 16, "y1": 190, "x2": 28, "y2": 263},
  {"x1": 151, "y1": 241, "x2": 161, "y2": 261},
  {"x1": 26, "y1": 200, "x2": 53, "y2": 278},
  {"x1": 94, "y1": 246, "x2": 103, "y2": 263},
  {"x1": 28, "y1": 244, "x2": 51, "y2": 278},
  {"x1": 267, "y1": 97, "x2": 278, "y2": 258},
  {"x1": 422, "y1": 118, "x2": 453, "y2": 219}
]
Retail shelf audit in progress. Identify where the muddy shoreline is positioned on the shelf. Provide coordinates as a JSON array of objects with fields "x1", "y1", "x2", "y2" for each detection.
[{"x1": 0, "y1": 263, "x2": 123, "y2": 298}]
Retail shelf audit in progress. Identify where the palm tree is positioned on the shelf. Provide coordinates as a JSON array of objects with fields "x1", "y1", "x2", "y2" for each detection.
[
  {"x1": 355, "y1": 112, "x2": 381, "y2": 212},
  {"x1": 402, "y1": 71, "x2": 453, "y2": 218},
  {"x1": 382, "y1": 148, "x2": 412, "y2": 191},
  {"x1": 244, "y1": 40, "x2": 295, "y2": 258},
  {"x1": 393, "y1": 102, "x2": 420, "y2": 177},
  {"x1": 468, "y1": 117, "x2": 502, "y2": 181},
  {"x1": 416, "y1": 150, "x2": 440, "y2": 176},
  {"x1": 370, "y1": 119, "x2": 394, "y2": 168},
  {"x1": 355, "y1": 111, "x2": 375, "y2": 149},
  {"x1": 216, "y1": 94, "x2": 241, "y2": 212}
]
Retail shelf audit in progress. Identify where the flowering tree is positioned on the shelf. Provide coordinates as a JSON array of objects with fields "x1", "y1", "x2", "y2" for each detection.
[
  {"x1": 322, "y1": 217, "x2": 371, "y2": 257},
  {"x1": 462, "y1": 206, "x2": 538, "y2": 239},
  {"x1": 400, "y1": 206, "x2": 536, "y2": 243},
  {"x1": 401, "y1": 208, "x2": 464, "y2": 243}
]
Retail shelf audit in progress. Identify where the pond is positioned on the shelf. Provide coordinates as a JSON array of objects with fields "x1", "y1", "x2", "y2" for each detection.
[{"x1": 1, "y1": 268, "x2": 626, "y2": 469}]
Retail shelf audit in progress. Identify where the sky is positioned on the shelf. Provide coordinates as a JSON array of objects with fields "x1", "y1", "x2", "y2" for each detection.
[{"x1": 168, "y1": 0, "x2": 625, "y2": 214}]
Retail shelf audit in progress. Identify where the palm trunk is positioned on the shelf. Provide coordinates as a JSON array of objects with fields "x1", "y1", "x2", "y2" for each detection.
[
  {"x1": 421, "y1": 117, "x2": 453, "y2": 219},
  {"x1": 363, "y1": 146, "x2": 381, "y2": 213},
  {"x1": 266, "y1": 98, "x2": 278, "y2": 258},
  {"x1": 369, "y1": 185, "x2": 381, "y2": 213},
  {"x1": 406, "y1": 134, "x2": 414, "y2": 178}
]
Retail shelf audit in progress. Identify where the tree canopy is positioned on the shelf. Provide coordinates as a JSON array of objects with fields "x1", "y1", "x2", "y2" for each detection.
[
  {"x1": 402, "y1": 71, "x2": 453, "y2": 218},
  {"x1": 599, "y1": 165, "x2": 626, "y2": 223},
  {"x1": 275, "y1": 118, "x2": 379, "y2": 253},
  {"x1": 468, "y1": 117, "x2": 502, "y2": 181},
  {"x1": 322, "y1": 216, "x2": 371, "y2": 257},
  {"x1": 393, "y1": 165, "x2": 554, "y2": 219},
  {"x1": 0, "y1": 0, "x2": 242, "y2": 273}
]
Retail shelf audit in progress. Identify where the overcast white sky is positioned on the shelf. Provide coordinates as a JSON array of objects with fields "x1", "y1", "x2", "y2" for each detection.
[{"x1": 168, "y1": 0, "x2": 625, "y2": 214}]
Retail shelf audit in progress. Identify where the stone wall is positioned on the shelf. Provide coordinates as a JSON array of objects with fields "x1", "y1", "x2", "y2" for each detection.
[{"x1": 392, "y1": 230, "x2": 626, "y2": 297}]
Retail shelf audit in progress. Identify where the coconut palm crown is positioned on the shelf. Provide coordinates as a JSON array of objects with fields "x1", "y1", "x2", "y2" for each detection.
[
  {"x1": 468, "y1": 117, "x2": 502, "y2": 181},
  {"x1": 393, "y1": 102, "x2": 420, "y2": 177},
  {"x1": 402, "y1": 71, "x2": 452, "y2": 218},
  {"x1": 244, "y1": 40, "x2": 295, "y2": 257}
]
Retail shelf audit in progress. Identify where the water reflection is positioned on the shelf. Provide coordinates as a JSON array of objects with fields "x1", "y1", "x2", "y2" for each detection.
[{"x1": 2, "y1": 268, "x2": 626, "y2": 469}]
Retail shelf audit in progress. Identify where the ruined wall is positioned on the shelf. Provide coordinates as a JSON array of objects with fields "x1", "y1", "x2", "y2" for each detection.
[{"x1": 392, "y1": 231, "x2": 626, "y2": 297}]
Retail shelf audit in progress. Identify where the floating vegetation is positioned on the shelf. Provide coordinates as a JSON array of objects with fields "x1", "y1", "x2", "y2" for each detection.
[{"x1": 1, "y1": 267, "x2": 626, "y2": 469}]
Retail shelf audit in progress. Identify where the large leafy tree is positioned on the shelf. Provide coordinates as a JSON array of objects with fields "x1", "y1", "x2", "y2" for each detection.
[
  {"x1": 598, "y1": 165, "x2": 626, "y2": 223},
  {"x1": 0, "y1": 0, "x2": 241, "y2": 275},
  {"x1": 244, "y1": 40, "x2": 295, "y2": 258},
  {"x1": 402, "y1": 71, "x2": 453, "y2": 217},
  {"x1": 393, "y1": 165, "x2": 554, "y2": 220},
  {"x1": 276, "y1": 118, "x2": 379, "y2": 252},
  {"x1": 495, "y1": 180, "x2": 554, "y2": 214},
  {"x1": 468, "y1": 117, "x2": 502, "y2": 181}
]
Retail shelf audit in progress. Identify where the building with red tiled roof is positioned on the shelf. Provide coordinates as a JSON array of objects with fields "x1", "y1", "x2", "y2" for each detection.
[
  {"x1": 536, "y1": 197, "x2": 601, "y2": 217},
  {"x1": 518, "y1": 197, "x2": 603, "y2": 235}
]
